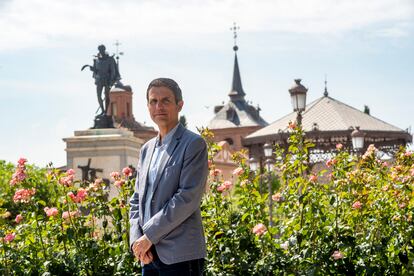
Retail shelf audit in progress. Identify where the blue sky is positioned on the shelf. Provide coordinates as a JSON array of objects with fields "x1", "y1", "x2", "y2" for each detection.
[{"x1": 0, "y1": 0, "x2": 413, "y2": 167}]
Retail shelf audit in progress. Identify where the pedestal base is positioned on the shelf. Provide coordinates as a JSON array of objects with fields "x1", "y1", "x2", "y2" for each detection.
[
  {"x1": 93, "y1": 114, "x2": 114, "y2": 129},
  {"x1": 63, "y1": 128, "x2": 144, "y2": 198}
]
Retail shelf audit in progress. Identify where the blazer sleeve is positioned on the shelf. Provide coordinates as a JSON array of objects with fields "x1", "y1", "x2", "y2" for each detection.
[
  {"x1": 129, "y1": 148, "x2": 144, "y2": 250},
  {"x1": 142, "y1": 137, "x2": 208, "y2": 245}
]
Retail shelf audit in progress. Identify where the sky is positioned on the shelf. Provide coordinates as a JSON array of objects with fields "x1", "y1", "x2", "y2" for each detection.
[{"x1": 0, "y1": 0, "x2": 413, "y2": 167}]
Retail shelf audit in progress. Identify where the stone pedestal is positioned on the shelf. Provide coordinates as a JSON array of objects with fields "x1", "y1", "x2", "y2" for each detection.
[{"x1": 63, "y1": 128, "x2": 144, "y2": 198}]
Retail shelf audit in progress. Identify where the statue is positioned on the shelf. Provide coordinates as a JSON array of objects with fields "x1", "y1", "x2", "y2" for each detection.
[{"x1": 82, "y1": 44, "x2": 120, "y2": 128}]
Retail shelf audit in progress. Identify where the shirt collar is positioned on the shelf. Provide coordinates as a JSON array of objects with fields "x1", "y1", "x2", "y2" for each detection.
[{"x1": 156, "y1": 123, "x2": 180, "y2": 147}]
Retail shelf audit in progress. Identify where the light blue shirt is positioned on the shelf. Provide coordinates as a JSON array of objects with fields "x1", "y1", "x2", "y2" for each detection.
[{"x1": 143, "y1": 123, "x2": 180, "y2": 224}]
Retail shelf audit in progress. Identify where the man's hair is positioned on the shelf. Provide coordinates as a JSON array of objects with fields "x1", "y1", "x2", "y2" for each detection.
[{"x1": 146, "y1": 78, "x2": 183, "y2": 104}]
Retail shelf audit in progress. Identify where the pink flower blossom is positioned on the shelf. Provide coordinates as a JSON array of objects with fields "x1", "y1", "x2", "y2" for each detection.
[
  {"x1": 17, "y1": 157, "x2": 27, "y2": 166},
  {"x1": 272, "y1": 193, "x2": 284, "y2": 202},
  {"x1": 309, "y1": 174, "x2": 317, "y2": 182},
  {"x1": 110, "y1": 171, "x2": 120, "y2": 180},
  {"x1": 68, "y1": 188, "x2": 88, "y2": 203},
  {"x1": 13, "y1": 188, "x2": 36, "y2": 203},
  {"x1": 4, "y1": 233, "x2": 16, "y2": 243},
  {"x1": 288, "y1": 121, "x2": 296, "y2": 130},
  {"x1": 210, "y1": 169, "x2": 222, "y2": 177},
  {"x1": 59, "y1": 174, "x2": 74, "y2": 187},
  {"x1": 232, "y1": 167, "x2": 244, "y2": 176},
  {"x1": 114, "y1": 180, "x2": 125, "y2": 188},
  {"x1": 15, "y1": 214, "x2": 23, "y2": 224},
  {"x1": 352, "y1": 201, "x2": 362, "y2": 209},
  {"x1": 217, "y1": 185, "x2": 226, "y2": 192},
  {"x1": 404, "y1": 151, "x2": 412, "y2": 157},
  {"x1": 326, "y1": 159, "x2": 337, "y2": 167},
  {"x1": 122, "y1": 167, "x2": 133, "y2": 177},
  {"x1": 239, "y1": 180, "x2": 249, "y2": 187},
  {"x1": 252, "y1": 223, "x2": 267, "y2": 236},
  {"x1": 66, "y1": 169, "x2": 75, "y2": 175},
  {"x1": 332, "y1": 250, "x2": 344, "y2": 260},
  {"x1": 336, "y1": 143, "x2": 343, "y2": 150},
  {"x1": 62, "y1": 210, "x2": 80, "y2": 220},
  {"x1": 399, "y1": 203, "x2": 406, "y2": 209},
  {"x1": 44, "y1": 207, "x2": 59, "y2": 217},
  {"x1": 410, "y1": 168, "x2": 414, "y2": 177},
  {"x1": 88, "y1": 178, "x2": 103, "y2": 191},
  {"x1": 9, "y1": 158, "x2": 28, "y2": 186}
]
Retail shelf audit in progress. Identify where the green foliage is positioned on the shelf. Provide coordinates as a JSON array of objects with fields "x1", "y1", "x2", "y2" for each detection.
[
  {"x1": 200, "y1": 126, "x2": 414, "y2": 275},
  {"x1": 0, "y1": 161, "x2": 140, "y2": 275},
  {"x1": 2, "y1": 125, "x2": 414, "y2": 275}
]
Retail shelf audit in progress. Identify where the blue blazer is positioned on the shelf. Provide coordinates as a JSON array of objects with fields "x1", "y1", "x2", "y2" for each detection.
[{"x1": 129, "y1": 123, "x2": 208, "y2": 264}]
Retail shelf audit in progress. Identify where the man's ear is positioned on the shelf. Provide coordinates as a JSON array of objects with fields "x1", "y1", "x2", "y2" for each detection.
[{"x1": 177, "y1": 101, "x2": 184, "y2": 112}]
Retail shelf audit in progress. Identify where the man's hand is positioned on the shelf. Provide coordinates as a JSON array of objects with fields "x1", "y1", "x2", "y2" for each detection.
[{"x1": 132, "y1": 234, "x2": 153, "y2": 263}]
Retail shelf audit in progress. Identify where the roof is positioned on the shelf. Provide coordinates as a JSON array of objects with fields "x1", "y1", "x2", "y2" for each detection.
[
  {"x1": 208, "y1": 49, "x2": 268, "y2": 129},
  {"x1": 208, "y1": 100, "x2": 268, "y2": 129},
  {"x1": 245, "y1": 95, "x2": 410, "y2": 141}
]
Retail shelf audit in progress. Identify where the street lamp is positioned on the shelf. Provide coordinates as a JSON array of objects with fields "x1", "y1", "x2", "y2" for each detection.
[
  {"x1": 289, "y1": 79, "x2": 308, "y2": 126},
  {"x1": 249, "y1": 157, "x2": 259, "y2": 172},
  {"x1": 263, "y1": 143, "x2": 273, "y2": 159},
  {"x1": 351, "y1": 126, "x2": 365, "y2": 152}
]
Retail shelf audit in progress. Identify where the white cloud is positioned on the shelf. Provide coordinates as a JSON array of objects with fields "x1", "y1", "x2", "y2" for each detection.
[{"x1": 0, "y1": 0, "x2": 412, "y2": 51}]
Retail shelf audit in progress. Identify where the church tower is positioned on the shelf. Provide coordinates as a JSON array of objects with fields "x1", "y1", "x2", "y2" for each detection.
[{"x1": 207, "y1": 23, "x2": 268, "y2": 151}]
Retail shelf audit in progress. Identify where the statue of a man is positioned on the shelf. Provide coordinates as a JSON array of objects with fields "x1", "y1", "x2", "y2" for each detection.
[{"x1": 82, "y1": 45, "x2": 120, "y2": 115}]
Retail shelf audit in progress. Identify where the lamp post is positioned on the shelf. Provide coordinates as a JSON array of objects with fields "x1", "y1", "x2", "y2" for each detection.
[
  {"x1": 351, "y1": 126, "x2": 365, "y2": 154},
  {"x1": 264, "y1": 143, "x2": 274, "y2": 227},
  {"x1": 289, "y1": 79, "x2": 308, "y2": 127}
]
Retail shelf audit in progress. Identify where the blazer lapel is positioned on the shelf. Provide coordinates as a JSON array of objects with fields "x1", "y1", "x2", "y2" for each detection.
[{"x1": 152, "y1": 124, "x2": 185, "y2": 193}]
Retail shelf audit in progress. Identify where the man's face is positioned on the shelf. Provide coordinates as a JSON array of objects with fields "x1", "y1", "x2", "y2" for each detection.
[{"x1": 147, "y1": 86, "x2": 183, "y2": 129}]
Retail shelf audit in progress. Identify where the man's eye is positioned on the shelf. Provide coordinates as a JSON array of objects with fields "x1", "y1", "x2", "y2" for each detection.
[
  {"x1": 162, "y1": 99, "x2": 171, "y2": 104},
  {"x1": 150, "y1": 100, "x2": 157, "y2": 105}
]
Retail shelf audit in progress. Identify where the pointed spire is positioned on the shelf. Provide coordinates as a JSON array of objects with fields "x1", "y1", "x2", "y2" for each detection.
[
  {"x1": 324, "y1": 74, "x2": 329, "y2": 97},
  {"x1": 228, "y1": 22, "x2": 245, "y2": 101}
]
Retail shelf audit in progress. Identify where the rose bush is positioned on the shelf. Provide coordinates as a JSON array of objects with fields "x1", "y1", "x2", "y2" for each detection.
[
  {"x1": 2, "y1": 124, "x2": 414, "y2": 275},
  {"x1": 0, "y1": 160, "x2": 139, "y2": 275}
]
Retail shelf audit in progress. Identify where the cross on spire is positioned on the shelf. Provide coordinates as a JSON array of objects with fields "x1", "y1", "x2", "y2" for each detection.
[
  {"x1": 230, "y1": 22, "x2": 240, "y2": 51},
  {"x1": 324, "y1": 74, "x2": 329, "y2": 97}
]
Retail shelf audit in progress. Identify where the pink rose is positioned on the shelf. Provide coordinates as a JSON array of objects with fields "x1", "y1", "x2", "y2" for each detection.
[
  {"x1": 217, "y1": 184, "x2": 226, "y2": 192},
  {"x1": 210, "y1": 169, "x2": 222, "y2": 177},
  {"x1": 309, "y1": 174, "x2": 317, "y2": 182},
  {"x1": 59, "y1": 175, "x2": 74, "y2": 187},
  {"x1": 404, "y1": 151, "x2": 412, "y2": 157},
  {"x1": 68, "y1": 188, "x2": 87, "y2": 203},
  {"x1": 252, "y1": 223, "x2": 267, "y2": 236},
  {"x1": 44, "y1": 207, "x2": 59, "y2": 217},
  {"x1": 114, "y1": 180, "x2": 125, "y2": 188},
  {"x1": 17, "y1": 157, "x2": 27, "y2": 166},
  {"x1": 239, "y1": 180, "x2": 249, "y2": 187},
  {"x1": 62, "y1": 210, "x2": 80, "y2": 220},
  {"x1": 326, "y1": 159, "x2": 337, "y2": 167},
  {"x1": 332, "y1": 250, "x2": 344, "y2": 260},
  {"x1": 4, "y1": 233, "x2": 16, "y2": 243},
  {"x1": 352, "y1": 201, "x2": 362, "y2": 209},
  {"x1": 288, "y1": 121, "x2": 296, "y2": 129},
  {"x1": 66, "y1": 169, "x2": 75, "y2": 176},
  {"x1": 13, "y1": 188, "x2": 36, "y2": 203},
  {"x1": 272, "y1": 193, "x2": 284, "y2": 202},
  {"x1": 110, "y1": 171, "x2": 121, "y2": 180},
  {"x1": 232, "y1": 167, "x2": 244, "y2": 176},
  {"x1": 15, "y1": 214, "x2": 23, "y2": 224},
  {"x1": 122, "y1": 167, "x2": 133, "y2": 177},
  {"x1": 223, "y1": 180, "x2": 232, "y2": 189},
  {"x1": 336, "y1": 143, "x2": 343, "y2": 150}
]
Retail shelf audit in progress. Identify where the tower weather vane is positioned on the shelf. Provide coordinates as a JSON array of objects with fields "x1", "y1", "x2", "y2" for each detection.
[{"x1": 230, "y1": 22, "x2": 240, "y2": 51}]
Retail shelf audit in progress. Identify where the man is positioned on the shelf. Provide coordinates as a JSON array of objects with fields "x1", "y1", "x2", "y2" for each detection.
[{"x1": 129, "y1": 78, "x2": 208, "y2": 275}]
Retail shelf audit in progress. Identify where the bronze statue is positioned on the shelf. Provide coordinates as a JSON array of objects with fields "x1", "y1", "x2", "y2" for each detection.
[{"x1": 82, "y1": 45, "x2": 120, "y2": 115}]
